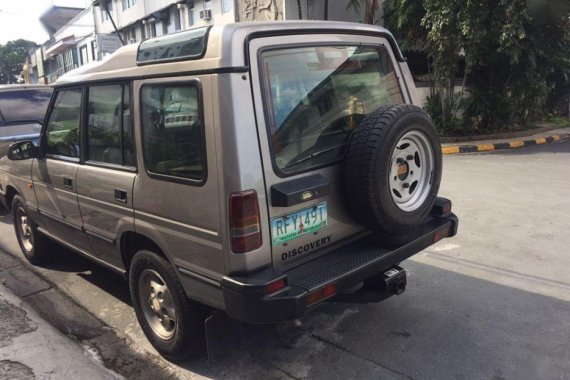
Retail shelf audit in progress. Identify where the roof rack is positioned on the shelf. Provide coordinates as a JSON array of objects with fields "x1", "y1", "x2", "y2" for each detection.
[{"x1": 136, "y1": 26, "x2": 211, "y2": 65}]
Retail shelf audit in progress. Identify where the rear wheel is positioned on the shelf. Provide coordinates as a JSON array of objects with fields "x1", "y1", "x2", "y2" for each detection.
[
  {"x1": 345, "y1": 104, "x2": 442, "y2": 238},
  {"x1": 12, "y1": 195, "x2": 50, "y2": 265},
  {"x1": 129, "y1": 250, "x2": 205, "y2": 361}
]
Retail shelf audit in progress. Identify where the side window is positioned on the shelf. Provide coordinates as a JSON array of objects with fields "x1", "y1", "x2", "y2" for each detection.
[
  {"x1": 45, "y1": 89, "x2": 82, "y2": 158},
  {"x1": 140, "y1": 83, "x2": 204, "y2": 181},
  {"x1": 86, "y1": 84, "x2": 134, "y2": 166}
]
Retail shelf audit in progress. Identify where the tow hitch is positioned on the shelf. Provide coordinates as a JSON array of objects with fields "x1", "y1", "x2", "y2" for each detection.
[{"x1": 333, "y1": 266, "x2": 407, "y2": 304}]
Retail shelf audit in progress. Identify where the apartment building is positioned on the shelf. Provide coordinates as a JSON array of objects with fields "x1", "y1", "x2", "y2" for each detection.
[
  {"x1": 29, "y1": 0, "x2": 369, "y2": 83},
  {"x1": 94, "y1": 0, "x2": 235, "y2": 47}
]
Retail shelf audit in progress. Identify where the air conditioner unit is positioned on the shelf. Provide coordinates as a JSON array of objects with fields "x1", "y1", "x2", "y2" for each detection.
[{"x1": 199, "y1": 9, "x2": 211, "y2": 20}]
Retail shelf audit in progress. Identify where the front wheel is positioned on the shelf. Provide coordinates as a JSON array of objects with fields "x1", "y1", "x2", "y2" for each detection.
[
  {"x1": 129, "y1": 250, "x2": 205, "y2": 361},
  {"x1": 12, "y1": 195, "x2": 50, "y2": 265}
]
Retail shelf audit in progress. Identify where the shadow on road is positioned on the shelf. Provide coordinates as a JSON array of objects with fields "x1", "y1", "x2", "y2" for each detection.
[
  {"x1": 43, "y1": 244, "x2": 132, "y2": 306},
  {"x1": 0, "y1": 206, "x2": 12, "y2": 225},
  {"x1": 167, "y1": 260, "x2": 570, "y2": 380}
]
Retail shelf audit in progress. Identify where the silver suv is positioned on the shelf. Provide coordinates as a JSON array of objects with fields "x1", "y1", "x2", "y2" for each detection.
[{"x1": 0, "y1": 22, "x2": 458, "y2": 360}]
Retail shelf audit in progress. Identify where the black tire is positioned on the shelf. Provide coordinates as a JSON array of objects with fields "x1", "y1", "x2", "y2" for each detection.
[
  {"x1": 11, "y1": 195, "x2": 50, "y2": 265},
  {"x1": 129, "y1": 250, "x2": 205, "y2": 361},
  {"x1": 345, "y1": 104, "x2": 442, "y2": 237}
]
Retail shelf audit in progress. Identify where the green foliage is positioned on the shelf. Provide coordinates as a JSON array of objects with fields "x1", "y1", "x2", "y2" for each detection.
[
  {"x1": 0, "y1": 39, "x2": 37, "y2": 84},
  {"x1": 424, "y1": 92, "x2": 462, "y2": 136},
  {"x1": 346, "y1": 0, "x2": 380, "y2": 24},
  {"x1": 382, "y1": 0, "x2": 570, "y2": 134}
]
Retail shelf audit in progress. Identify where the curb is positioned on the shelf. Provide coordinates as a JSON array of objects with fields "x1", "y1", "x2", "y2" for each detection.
[
  {"x1": 0, "y1": 247, "x2": 176, "y2": 380},
  {"x1": 442, "y1": 135, "x2": 566, "y2": 155}
]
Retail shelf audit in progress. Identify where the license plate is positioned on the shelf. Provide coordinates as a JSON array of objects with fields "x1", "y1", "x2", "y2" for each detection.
[{"x1": 271, "y1": 202, "x2": 328, "y2": 246}]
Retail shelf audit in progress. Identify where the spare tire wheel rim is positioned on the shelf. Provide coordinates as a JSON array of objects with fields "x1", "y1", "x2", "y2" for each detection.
[{"x1": 389, "y1": 130, "x2": 434, "y2": 212}]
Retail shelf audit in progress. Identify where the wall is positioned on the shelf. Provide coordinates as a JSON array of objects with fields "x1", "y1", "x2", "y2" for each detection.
[{"x1": 283, "y1": 0, "x2": 382, "y2": 24}]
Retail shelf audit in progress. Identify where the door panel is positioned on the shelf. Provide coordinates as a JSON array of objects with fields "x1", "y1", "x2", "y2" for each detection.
[
  {"x1": 77, "y1": 165, "x2": 136, "y2": 268},
  {"x1": 32, "y1": 87, "x2": 91, "y2": 253},
  {"x1": 76, "y1": 83, "x2": 136, "y2": 268},
  {"x1": 132, "y1": 76, "x2": 224, "y2": 278},
  {"x1": 32, "y1": 158, "x2": 92, "y2": 252}
]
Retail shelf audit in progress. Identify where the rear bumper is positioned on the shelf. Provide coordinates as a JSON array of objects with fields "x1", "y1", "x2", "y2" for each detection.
[{"x1": 222, "y1": 208, "x2": 458, "y2": 324}]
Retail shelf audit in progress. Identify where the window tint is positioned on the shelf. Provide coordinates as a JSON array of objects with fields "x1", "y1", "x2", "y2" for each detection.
[
  {"x1": 0, "y1": 88, "x2": 53, "y2": 123},
  {"x1": 87, "y1": 84, "x2": 134, "y2": 166},
  {"x1": 45, "y1": 89, "x2": 82, "y2": 158},
  {"x1": 141, "y1": 84, "x2": 203, "y2": 181},
  {"x1": 261, "y1": 45, "x2": 403, "y2": 174}
]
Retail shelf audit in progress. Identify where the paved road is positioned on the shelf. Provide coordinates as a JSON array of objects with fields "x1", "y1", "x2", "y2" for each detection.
[{"x1": 0, "y1": 140, "x2": 569, "y2": 379}]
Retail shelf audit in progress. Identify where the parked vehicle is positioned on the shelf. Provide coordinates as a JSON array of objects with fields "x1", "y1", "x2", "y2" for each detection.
[
  {"x1": 0, "y1": 85, "x2": 53, "y2": 157},
  {"x1": 0, "y1": 22, "x2": 458, "y2": 361}
]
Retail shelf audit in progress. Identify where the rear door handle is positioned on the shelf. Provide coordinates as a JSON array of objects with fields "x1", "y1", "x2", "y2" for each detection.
[
  {"x1": 63, "y1": 177, "x2": 73, "y2": 189},
  {"x1": 114, "y1": 189, "x2": 127, "y2": 203}
]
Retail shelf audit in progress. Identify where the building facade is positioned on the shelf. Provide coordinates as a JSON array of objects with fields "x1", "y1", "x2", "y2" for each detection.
[
  {"x1": 28, "y1": 0, "x2": 369, "y2": 84},
  {"x1": 94, "y1": 0, "x2": 236, "y2": 49}
]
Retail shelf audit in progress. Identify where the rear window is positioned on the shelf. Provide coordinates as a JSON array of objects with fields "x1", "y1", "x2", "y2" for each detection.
[
  {"x1": 261, "y1": 45, "x2": 403, "y2": 175},
  {"x1": 0, "y1": 88, "x2": 52, "y2": 123}
]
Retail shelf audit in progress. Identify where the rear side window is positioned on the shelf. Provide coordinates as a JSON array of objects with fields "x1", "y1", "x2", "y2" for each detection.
[
  {"x1": 0, "y1": 88, "x2": 52, "y2": 123},
  {"x1": 140, "y1": 83, "x2": 204, "y2": 181},
  {"x1": 87, "y1": 84, "x2": 135, "y2": 167},
  {"x1": 261, "y1": 45, "x2": 403, "y2": 175},
  {"x1": 45, "y1": 89, "x2": 82, "y2": 158}
]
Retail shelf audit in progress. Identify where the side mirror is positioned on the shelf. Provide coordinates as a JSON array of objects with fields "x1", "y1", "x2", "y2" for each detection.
[{"x1": 7, "y1": 140, "x2": 36, "y2": 161}]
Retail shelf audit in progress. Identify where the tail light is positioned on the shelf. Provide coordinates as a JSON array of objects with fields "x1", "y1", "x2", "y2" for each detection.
[{"x1": 229, "y1": 190, "x2": 262, "y2": 253}]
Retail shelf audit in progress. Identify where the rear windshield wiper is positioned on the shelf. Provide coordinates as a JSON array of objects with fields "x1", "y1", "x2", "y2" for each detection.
[{"x1": 284, "y1": 143, "x2": 348, "y2": 170}]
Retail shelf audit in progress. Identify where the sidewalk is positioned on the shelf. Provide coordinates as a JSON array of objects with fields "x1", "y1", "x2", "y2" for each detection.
[
  {"x1": 0, "y1": 282, "x2": 119, "y2": 380},
  {"x1": 441, "y1": 127, "x2": 570, "y2": 154},
  {"x1": 0, "y1": 242, "x2": 176, "y2": 380}
]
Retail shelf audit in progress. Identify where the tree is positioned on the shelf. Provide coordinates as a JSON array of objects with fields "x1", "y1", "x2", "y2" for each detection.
[
  {"x1": 347, "y1": 0, "x2": 380, "y2": 25},
  {"x1": 383, "y1": 0, "x2": 570, "y2": 134},
  {"x1": 0, "y1": 39, "x2": 37, "y2": 84}
]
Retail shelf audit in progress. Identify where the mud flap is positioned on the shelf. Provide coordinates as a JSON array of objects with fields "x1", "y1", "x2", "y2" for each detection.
[{"x1": 204, "y1": 310, "x2": 245, "y2": 360}]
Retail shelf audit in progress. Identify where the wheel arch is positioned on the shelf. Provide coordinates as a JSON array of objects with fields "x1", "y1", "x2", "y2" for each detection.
[
  {"x1": 5, "y1": 185, "x2": 19, "y2": 212},
  {"x1": 120, "y1": 231, "x2": 169, "y2": 274}
]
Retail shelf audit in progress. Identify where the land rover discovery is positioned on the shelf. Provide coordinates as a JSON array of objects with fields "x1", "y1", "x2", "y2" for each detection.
[{"x1": 0, "y1": 21, "x2": 458, "y2": 360}]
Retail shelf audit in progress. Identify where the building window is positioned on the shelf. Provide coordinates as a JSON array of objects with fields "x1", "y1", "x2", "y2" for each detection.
[
  {"x1": 63, "y1": 49, "x2": 77, "y2": 73},
  {"x1": 222, "y1": 0, "x2": 233, "y2": 13},
  {"x1": 122, "y1": 0, "x2": 136, "y2": 11},
  {"x1": 204, "y1": 0, "x2": 212, "y2": 9},
  {"x1": 100, "y1": 0, "x2": 112, "y2": 21},
  {"x1": 145, "y1": 22, "x2": 156, "y2": 38},
  {"x1": 79, "y1": 45, "x2": 89, "y2": 66},
  {"x1": 188, "y1": 6, "x2": 194, "y2": 27},
  {"x1": 122, "y1": 27, "x2": 137, "y2": 44},
  {"x1": 174, "y1": 8, "x2": 181, "y2": 31}
]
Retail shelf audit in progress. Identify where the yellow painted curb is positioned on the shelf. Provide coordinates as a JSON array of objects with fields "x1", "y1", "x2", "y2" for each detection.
[
  {"x1": 509, "y1": 141, "x2": 525, "y2": 148},
  {"x1": 477, "y1": 144, "x2": 495, "y2": 151},
  {"x1": 535, "y1": 138, "x2": 547, "y2": 144},
  {"x1": 442, "y1": 146, "x2": 460, "y2": 154}
]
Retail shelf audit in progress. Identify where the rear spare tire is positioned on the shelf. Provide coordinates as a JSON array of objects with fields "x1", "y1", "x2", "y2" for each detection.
[{"x1": 345, "y1": 104, "x2": 442, "y2": 237}]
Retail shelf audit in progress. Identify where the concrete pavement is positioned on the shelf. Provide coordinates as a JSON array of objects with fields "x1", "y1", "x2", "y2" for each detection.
[
  {"x1": 0, "y1": 282, "x2": 118, "y2": 380},
  {"x1": 0, "y1": 139, "x2": 569, "y2": 379}
]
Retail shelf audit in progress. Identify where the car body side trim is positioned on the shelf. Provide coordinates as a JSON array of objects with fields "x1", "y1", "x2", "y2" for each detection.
[{"x1": 37, "y1": 226, "x2": 126, "y2": 275}]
